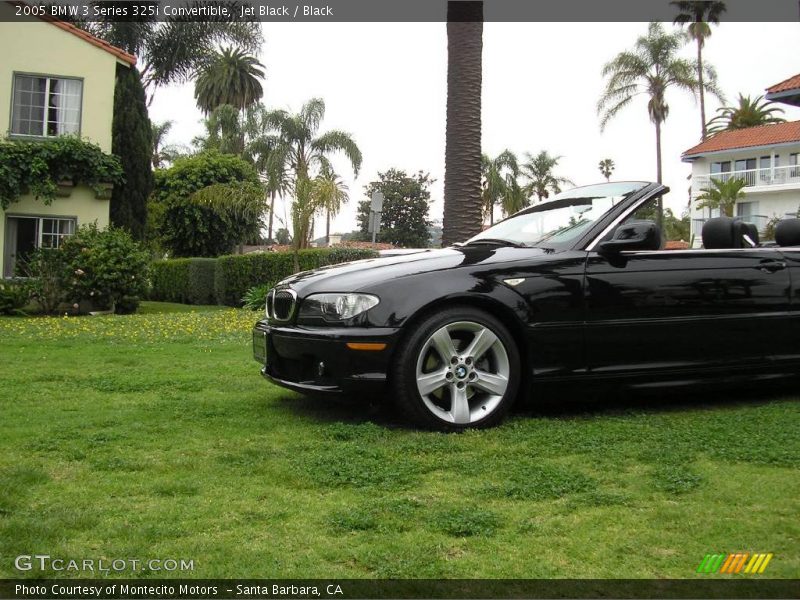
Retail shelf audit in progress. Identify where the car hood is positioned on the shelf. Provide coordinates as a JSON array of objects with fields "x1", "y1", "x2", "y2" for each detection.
[{"x1": 278, "y1": 245, "x2": 554, "y2": 295}]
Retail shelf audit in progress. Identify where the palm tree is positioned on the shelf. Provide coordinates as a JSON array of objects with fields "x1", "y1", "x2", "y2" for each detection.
[
  {"x1": 481, "y1": 150, "x2": 518, "y2": 225},
  {"x1": 598, "y1": 158, "x2": 615, "y2": 182},
  {"x1": 151, "y1": 120, "x2": 173, "y2": 168},
  {"x1": 262, "y1": 98, "x2": 362, "y2": 249},
  {"x1": 520, "y1": 151, "x2": 574, "y2": 202},
  {"x1": 706, "y1": 94, "x2": 786, "y2": 135},
  {"x1": 672, "y1": 1, "x2": 726, "y2": 140},
  {"x1": 442, "y1": 0, "x2": 484, "y2": 246},
  {"x1": 193, "y1": 104, "x2": 248, "y2": 155},
  {"x1": 80, "y1": 18, "x2": 262, "y2": 103},
  {"x1": 194, "y1": 47, "x2": 265, "y2": 114},
  {"x1": 241, "y1": 107, "x2": 292, "y2": 243},
  {"x1": 501, "y1": 175, "x2": 528, "y2": 217},
  {"x1": 262, "y1": 149, "x2": 292, "y2": 243},
  {"x1": 695, "y1": 176, "x2": 746, "y2": 217},
  {"x1": 598, "y1": 22, "x2": 722, "y2": 183},
  {"x1": 314, "y1": 167, "x2": 349, "y2": 246}
]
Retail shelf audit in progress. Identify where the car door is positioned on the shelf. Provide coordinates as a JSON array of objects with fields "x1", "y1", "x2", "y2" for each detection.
[
  {"x1": 583, "y1": 203, "x2": 792, "y2": 377},
  {"x1": 775, "y1": 244, "x2": 800, "y2": 364}
]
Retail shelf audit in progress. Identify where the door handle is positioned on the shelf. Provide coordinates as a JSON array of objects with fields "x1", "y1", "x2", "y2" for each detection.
[{"x1": 759, "y1": 259, "x2": 787, "y2": 273}]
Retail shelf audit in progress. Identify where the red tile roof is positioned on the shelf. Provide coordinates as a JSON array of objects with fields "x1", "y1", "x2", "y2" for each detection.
[
  {"x1": 767, "y1": 73, "x2": 800, "y2": 94},
  {"x1": 682, "y1": 121, "x2": 800, "y2": 158},
  {"x1": 7, "y1": 1, "x2": 136, "y2": 65}
]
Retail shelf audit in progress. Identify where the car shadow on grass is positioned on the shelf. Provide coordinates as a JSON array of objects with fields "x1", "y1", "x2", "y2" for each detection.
[
  {"x1": 272, "y1": 374, "x2": 800, "y2": 429},
  {"x1": 525, "y1": 376, "x2": 800, "y2": 419}
]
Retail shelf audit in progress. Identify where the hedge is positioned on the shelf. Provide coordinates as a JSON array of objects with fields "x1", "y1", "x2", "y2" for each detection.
[
  {"x1": 214, "y1": 248, "x2": 378, "y2": 307},
  {"x1": 150, "y1": 248, "x2": 378, "y2": 307},
  {"x1": 150, "y1": 259, "x2": 190, "y2": 303},
  {"x1": 187, "y1": 258, "x2": 217, "y2": 305}
]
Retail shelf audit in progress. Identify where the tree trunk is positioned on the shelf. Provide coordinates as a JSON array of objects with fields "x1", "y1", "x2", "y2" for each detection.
[
  {"x1": 267, "y1": 190, "x2": 276, "y2": 242},
  {"x1": 442, "y1": 1, "x2": 483, "y2": 247},
  {"x1": 655, "y1": 119, "x2": 663, "y2": 184},
  {"x1": 326, "y1": 209, "x2": 331, "y2": 246},
  {"x1": 697, "y1": 38, "x2": 707, "y2": 141},
  {"x1": 489, "y1": 205, "x2": 494, "y2": 226}
]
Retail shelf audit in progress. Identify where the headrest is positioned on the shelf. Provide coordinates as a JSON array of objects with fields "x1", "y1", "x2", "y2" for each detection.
[
  {"x1": 702, "y1": 217, "x2": 759, "y2": 249},
  {"x1": 733, "y1": 221, "x2": 759, "y2": 247},
  {"x1": 702, "y1": 217, "x2": 735, "y2": 249},
  {"x1": 775, "y1": 218, "x2": 800, "y2": 247}
]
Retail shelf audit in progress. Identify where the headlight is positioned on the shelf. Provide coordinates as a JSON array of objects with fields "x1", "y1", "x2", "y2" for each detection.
[{"x1": 298, "y1": 293, "x2": 379, "y2": 322}]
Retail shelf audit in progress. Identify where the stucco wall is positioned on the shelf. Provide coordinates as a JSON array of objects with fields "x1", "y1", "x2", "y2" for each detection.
[
  {"x1": 0, "y1": 191, "x2": 111, "y2": 274},
  {"x1": 0, "y1": 6, "x2": 120, "y2": 150},
  {"x1": 0, "y1": 8, "x2": 122, "y2": 276}
]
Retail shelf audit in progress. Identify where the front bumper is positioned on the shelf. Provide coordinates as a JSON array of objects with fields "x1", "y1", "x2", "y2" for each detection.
[{"x1": 252, "y1": 320, "x2": 400, "y2": 395}]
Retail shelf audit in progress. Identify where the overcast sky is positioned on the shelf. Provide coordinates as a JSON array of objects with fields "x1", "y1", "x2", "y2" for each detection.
[{"x1": 149, "y1": 21, "x2": 800, "y2": 241}]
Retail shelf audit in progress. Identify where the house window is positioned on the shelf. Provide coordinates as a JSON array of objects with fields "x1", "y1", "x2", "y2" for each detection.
[
  {"x1": 791, "y1": 153, "x2": 799, "y2": 178},
  {"x1": 760, "y1": 156, "x2": 771, "y2": 179},
  {"x1": 3, "y1": 216, "x2": 76, "y2": 278},
  {"x1": 10, "y1": 74, "x2": 82, "y2": 137},
  {"x1": 736, "y1": 201, "x2": 760, "y2": 219},
  {"x1": 734, "y1": 158, "x2": 756, "y2": 172},
  {"x1": 41, "y1": 218, "x2": 76, "y2": 248},
  {"x1": 711, "y1": 161, "x2": 731, "y2": 175}
]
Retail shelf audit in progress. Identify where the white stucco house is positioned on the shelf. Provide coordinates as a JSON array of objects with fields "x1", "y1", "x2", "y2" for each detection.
[{"x1": 683, "y1": 73, "x2": 800, "y2": 245}]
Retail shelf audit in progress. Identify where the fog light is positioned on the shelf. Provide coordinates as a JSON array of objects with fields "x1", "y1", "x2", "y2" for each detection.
[{"x1": 318, "y1": 362, "x2": 325, "y2": 377}]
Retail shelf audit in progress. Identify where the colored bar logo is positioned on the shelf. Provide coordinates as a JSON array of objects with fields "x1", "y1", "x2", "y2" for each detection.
[{"x1": 696, "y1": 553, "x2": 773, "y2": 574}]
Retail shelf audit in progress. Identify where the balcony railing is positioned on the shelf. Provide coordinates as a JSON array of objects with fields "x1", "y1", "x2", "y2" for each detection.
[
  {"x1": 693, "y1": 164, "x2": 800, "y2": 193},
  {"x1": 691, "y1": 215, "x2": 772, "y2": 239}
]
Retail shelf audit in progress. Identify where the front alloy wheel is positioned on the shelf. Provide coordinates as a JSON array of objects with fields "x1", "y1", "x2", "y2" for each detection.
[{"x1": 393, "y1": 306, "x2": 520, "y2": 430}]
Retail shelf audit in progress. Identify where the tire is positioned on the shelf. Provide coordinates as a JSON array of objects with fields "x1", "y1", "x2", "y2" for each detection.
[{"x1": 392, "y1": 305, "x2": 521, "y2": 431}]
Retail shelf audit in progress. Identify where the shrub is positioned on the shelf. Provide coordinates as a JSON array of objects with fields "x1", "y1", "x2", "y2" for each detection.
[
  {"x1": 242, "y1": 284, "x2": 270, "y2": 312},
  {"x1": 187, "y1": 258, "x2": 217, "y2": 305},
  {"x1": 60, "y1": 224, "x2": 150, "y2": 314},
  {"x1": 150, "y1": 258, "x2": 190, "y2": 303},
  {"x1": 215, "y1": 248, "x2": 377, "y2": 307},
  {"x1": 150, "y1": 258, "x2": 216, "y2": 305},
  {"x1": 0, "y1": 280, "x2": 29, "y2": 315},
  {"x1": 20, "y1": 249, "x2": 69, "y2": 314}
]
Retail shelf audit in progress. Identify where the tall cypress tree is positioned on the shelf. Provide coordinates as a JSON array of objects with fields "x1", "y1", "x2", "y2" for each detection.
[{"x1": 110, "y1": 64, "x2": 153, "y2": 240}]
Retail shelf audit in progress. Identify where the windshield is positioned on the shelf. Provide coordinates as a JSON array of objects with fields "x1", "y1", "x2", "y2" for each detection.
[{"x1": 467, "y1": 182, "x2": 652, "y2": 249}]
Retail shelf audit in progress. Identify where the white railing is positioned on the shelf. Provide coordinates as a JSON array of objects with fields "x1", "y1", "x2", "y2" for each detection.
[
  {"x1": 691, "y1": 215, "x2": 771, "y2": 239},
  {"x1": 693, "y1": 164, "x2": 800, "y2": 193}
]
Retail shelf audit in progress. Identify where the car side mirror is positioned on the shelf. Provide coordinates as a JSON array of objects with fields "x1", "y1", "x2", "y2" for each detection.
[{"x1": 598, "y1": 221, "x2": 660, "y2": 255}]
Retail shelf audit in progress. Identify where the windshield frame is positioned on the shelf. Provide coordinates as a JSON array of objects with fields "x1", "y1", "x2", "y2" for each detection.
[{"x1": 466, "y1": 181, "x2": 666, "y2": 251}]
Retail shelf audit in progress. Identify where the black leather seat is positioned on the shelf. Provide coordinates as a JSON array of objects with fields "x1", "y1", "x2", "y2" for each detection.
[
  {"x1": 775, "y1": 218, "x2": 800, "y2": 247},
  {"x1": 702, "y1": 217, "x2": 759, "y2": 249}
]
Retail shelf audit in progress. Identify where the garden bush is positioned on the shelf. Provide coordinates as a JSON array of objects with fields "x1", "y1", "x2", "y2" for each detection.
[
  {"x1": 214, "y1": 248, "x2": 378, "y2": 307},
  {"x1": 242, "y1": 284, "x2": 270, "y2": 312},
  {"x1": 20, "y1": 248, "x2": 69, "y2": 314},
  {"x1": 0, "y1": 279, "x2": 29, "y2": 315},
  {"x1": 60, "y1": 224, "x2": 150, "y2": 314}
]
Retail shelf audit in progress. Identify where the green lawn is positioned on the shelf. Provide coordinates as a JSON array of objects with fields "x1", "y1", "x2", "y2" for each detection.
[{"x1": 0, "y1": 302, "x2": 798, "y2": 579}]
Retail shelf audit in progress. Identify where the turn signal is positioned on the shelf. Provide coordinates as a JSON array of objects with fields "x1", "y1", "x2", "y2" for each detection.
[{"x1": 346, "y1": 342, "x2": 387, "y2": 351}]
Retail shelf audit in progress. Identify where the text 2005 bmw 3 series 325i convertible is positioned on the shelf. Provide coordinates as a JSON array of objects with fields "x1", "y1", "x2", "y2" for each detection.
[{"x1": 253, "y1": 181, "x2": 800, "y2": 430}]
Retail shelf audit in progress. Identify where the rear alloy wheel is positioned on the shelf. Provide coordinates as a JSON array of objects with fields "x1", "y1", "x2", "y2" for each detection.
[{"x1": 393, "y1": 307, "x2": 520, "y2": 430}]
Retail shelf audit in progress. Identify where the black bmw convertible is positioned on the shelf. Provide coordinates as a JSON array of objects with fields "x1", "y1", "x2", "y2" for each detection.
[{"x1": 253, "y1": 181, "x2": 800, "y2": 430}]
